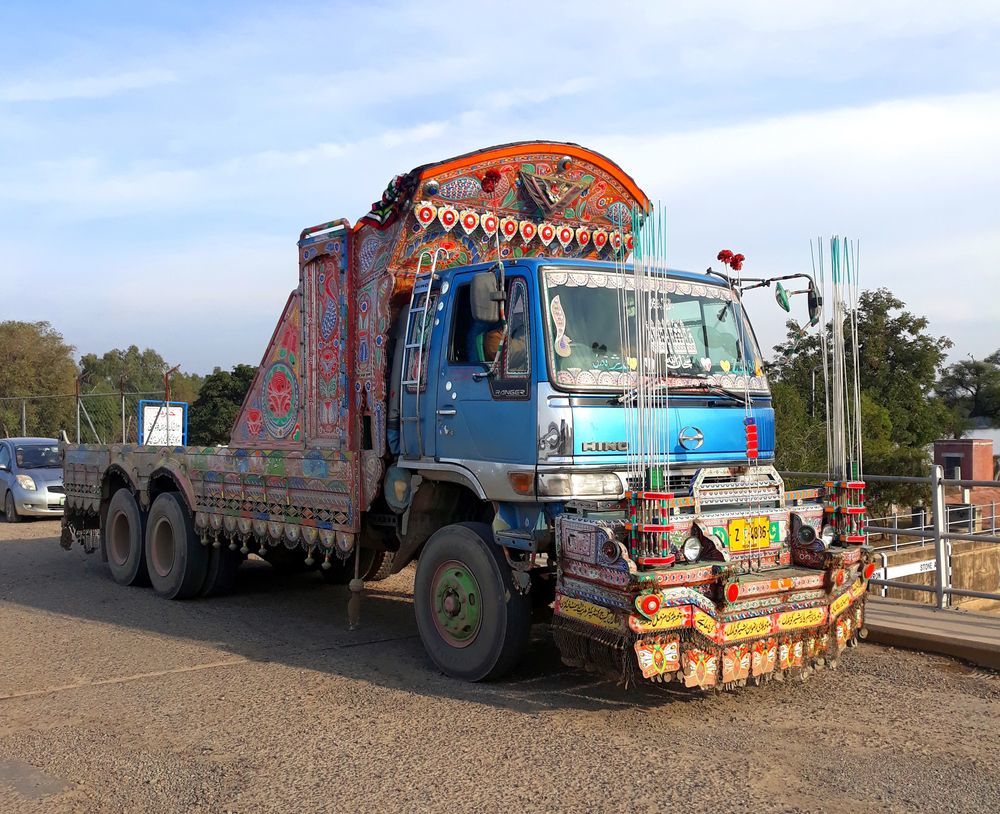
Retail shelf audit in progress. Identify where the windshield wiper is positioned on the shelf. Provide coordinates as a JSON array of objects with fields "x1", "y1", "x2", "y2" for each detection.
[{"x1": 671, "y1": 382, "x2": 751, "y2": 405}]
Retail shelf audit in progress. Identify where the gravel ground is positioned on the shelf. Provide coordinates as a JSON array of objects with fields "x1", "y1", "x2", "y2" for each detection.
[{"x1": 0, "y1": 519, "x2": 997, "y2": 814}]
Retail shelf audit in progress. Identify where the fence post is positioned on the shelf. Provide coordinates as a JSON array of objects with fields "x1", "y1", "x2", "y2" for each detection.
[
  {"x1": 21, "y1": 399, "x2": 26, "y2": 436},
  {"x1": 931, "y1": 464, "x2": 949, "y2": 609},
  {"x1": 75, "y1": 376, "x2": 81, "y2": 443}
]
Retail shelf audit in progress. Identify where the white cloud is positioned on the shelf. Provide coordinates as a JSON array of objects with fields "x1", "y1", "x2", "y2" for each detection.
[{"x1": 0, "y1": 69, "x2": 176, "y2": 102}]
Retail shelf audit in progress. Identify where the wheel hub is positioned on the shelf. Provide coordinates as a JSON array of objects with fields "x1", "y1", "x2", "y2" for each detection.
[{"x1": 431, "y1": 561, "x2": 482, "y2": 648}]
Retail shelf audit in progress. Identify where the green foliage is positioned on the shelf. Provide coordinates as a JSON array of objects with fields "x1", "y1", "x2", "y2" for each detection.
[
  {"x1": 79, "y1": 345, "x2": 203, "y2": 402},
  {"x1": 0, "y1": 321, "x2": 77, "y2": 437},
  {"x1": 770, "y1": 288, "x2": 952, "y2": 512},
  {"x1": 936, "y1": 351, "x2": 1000, "y2": 434},
  {"x1": 188, "y1": 364, "x2": 257, "y2": 446}
]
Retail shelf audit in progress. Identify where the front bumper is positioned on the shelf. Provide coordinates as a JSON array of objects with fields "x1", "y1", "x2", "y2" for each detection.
[{"x1": 14, "y1": 484, "x2": 65, "y2": 517}]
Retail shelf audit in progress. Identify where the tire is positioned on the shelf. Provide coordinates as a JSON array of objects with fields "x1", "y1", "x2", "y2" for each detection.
[
  {"x1": 5, "y1": 491, "x2": 21, "y2": 523},
  {"x1": 104, "y1": 489, "x2": 149, "y2": 586},
  {"x1": 144, "y1": 492, "x2": 209, "y2": 599},
  {"x1": 365, "y1": 550, "x2": 395, "y2": 581},
  {"x1": 413, "y1": 522, "x2": 531, "y2": 682},
  {"x1": 200, "y1": 543, "x2": 242, "y2": 597}
]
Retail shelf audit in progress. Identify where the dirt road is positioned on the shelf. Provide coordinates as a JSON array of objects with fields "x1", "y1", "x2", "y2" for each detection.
[{"x1": 1, "y1": 520, "x2": 997, "y2": 813}]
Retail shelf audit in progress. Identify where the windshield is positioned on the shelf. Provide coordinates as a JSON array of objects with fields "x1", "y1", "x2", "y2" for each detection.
[
  {"x1": 14, "y1": 444, "x2": 61, "y2": 469},
  {"x1": 543, "y1": 268, "x2": 768, "y2": 392}
]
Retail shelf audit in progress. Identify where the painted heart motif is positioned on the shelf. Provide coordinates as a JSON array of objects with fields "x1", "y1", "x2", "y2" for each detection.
[
  {"x1": 459, "y1": 209, "x2": 480, "y2": 236},
  {"x1": 481, "y1": 212, "x2": 499, "y2": 238},
  {"x1": 538, "y1": 222, "x2": 556, "y2": 246},
  {"x1": 519, "y1": 220, "x2": 537, "y2": 243},
  {"x1": 699, "y1": 357, "x2": 712, "y2": 372},
  {"x1": 438, "y1": 205, "x2": 458, "y2": 231},
  {"x1": 592, "y1": 229, "x2": 608, "y2": 250},
  {"x1": 556, "y1": 225, "x2": 574, "y2": 249},
  {"x1": 413, "y1": 201, "x2": 437, "y2": 230},
  {"x1": 609, "y1": 230, "x2": 623, "y2": 250},
  {"x1": 575, "y1": 227, "x2": 590, "y2": 247},
  {"x1": 500, "y1": 217, "x2": 518, "y2": 241},
  {"x1": 625, "y1": 233, "x2": 634, "y2": 252}
]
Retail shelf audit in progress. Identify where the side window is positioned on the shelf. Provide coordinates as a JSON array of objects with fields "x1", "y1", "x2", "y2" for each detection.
[
  {"x1": 0, "y1": 445, "x2": 9, "y2": 469},
  {"x1": 503, "y1": 279, "x2": 530, "y2": 377},
  {"x1": 448, "y1": 284, "x2": 479, "y2": 364}
]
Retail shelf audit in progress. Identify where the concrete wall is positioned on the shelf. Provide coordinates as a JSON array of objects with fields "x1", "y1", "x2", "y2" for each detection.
[{"x1": 875, "y1": 538, "x2": 1000, "y2": 612}]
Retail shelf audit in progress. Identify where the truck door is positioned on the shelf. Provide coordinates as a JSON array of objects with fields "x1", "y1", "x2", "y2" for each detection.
[{"x1": 434, "y1": 272, "x2": 535, "y2": 468}]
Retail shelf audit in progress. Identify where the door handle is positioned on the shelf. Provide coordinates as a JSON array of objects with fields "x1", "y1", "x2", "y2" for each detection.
[{"x1": 436, "y1": 407, "x2": 457, "y2": 417}]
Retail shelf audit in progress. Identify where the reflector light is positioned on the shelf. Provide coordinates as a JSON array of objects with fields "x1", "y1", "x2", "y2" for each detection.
[
  {"x1": 863, "y1": 563, "x2": 875, "y2": 580},
  {"x1": 638, "y1": 593, "x2": 661, "y2": 617},
  {"x1": 725, "y1": 582, "x2": 739, "y2": 603}
]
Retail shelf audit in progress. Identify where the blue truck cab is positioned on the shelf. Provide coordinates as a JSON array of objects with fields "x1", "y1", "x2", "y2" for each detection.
[{"x1": 391, "y1": 255, "x2": 871, "y2": 687}]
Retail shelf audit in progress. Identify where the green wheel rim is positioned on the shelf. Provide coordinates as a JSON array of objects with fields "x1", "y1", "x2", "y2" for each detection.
[{"x1": 431, "y1": 559, "x2": 482, "y2": 648}]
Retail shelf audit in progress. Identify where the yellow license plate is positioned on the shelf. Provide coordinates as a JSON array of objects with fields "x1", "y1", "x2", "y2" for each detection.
[{"x1": 729, "y1": 516, "x2": 771, "y2": 552}]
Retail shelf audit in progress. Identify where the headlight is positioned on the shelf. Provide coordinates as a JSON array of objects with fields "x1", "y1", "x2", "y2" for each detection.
[
  {"x1": 820, "y1": 525, "x2": 835, "y2": 548},
  {"x1": 797, "y1": 525, "x2": 817, "y2": 545},
  {"x1": 537, "y1": 472, "x2": 623, "y2": 498},
  {"x1": 16, "y1": 474, "x2": 36, "y2": 491},
  {"x1": 682, "y1": 535, "x2": 702, "y2": 562}
]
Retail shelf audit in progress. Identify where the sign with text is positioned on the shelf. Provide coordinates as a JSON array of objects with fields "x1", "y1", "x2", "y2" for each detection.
[{"x1": 138, "y1": 400, "x2": 188, "y2": 446}]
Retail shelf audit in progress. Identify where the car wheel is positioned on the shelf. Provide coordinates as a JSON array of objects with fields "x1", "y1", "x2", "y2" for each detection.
[
  {"x1": 414, "y1": 522, "x2": 531, "y2": 682},
  {"x1": 4, "y1": 491, "x2": 21, "y2": 523},
  {"x1": 104, "y1": 488, "x2": 149, "y2": 586},
  {"x1": 144, "y1": 492, "x2": 209, "y2": 600}
]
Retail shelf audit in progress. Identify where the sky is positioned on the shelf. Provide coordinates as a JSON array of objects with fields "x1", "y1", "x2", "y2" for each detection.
[{"x1": 1, "y1": 0, "x2": 998, "y2": 375}]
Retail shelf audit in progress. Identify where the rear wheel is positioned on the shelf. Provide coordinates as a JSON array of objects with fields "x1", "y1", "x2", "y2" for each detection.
[
  {"x1": 104, "y1": 488, "x2": 148, "y2": 586},
  {"x1": 200, "y1": 543, "x2": 242, "y2": 597},
  {"x1": 414, "y1": 522, "x2": 531, "y2": 682},
  {"x1": 144, "y1": 492, "x2": 209, "y2": 599},
  {"x1": 5, "y1": 492, "x2": 21, "y2": 523}
]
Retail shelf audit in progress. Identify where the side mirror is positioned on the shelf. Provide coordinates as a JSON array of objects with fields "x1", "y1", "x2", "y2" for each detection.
[
  {"x1": 807, "y1": 280, "x2": 823, "y2": 327},
  {"x1": 0, "y1": 464, "x2": 7, "y2": 472},
  {"x1": 774, "y1": 282, "x2": 791, "y2": 312},
  {"x1": 470, "y1": 271, "x2": 503, "y2": 323}
]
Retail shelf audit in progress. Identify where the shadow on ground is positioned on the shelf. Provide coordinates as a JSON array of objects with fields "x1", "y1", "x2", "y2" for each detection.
[{"x1": 0, "y1": 522, "x2": 705, "y2": 713}]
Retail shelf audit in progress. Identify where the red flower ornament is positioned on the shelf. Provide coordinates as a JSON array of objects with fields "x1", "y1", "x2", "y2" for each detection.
[{"x1": 481, "y1": 169, "x2": 502, "y2": 194}]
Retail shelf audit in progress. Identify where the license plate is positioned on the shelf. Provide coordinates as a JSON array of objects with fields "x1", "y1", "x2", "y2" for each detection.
[{"x1": 729, "y1": 516, "x2": 771, "y2": 552}]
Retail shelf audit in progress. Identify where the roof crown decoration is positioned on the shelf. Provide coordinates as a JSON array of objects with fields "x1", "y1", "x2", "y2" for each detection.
[{"x1": 351, "y1": 141, "x2": 649, "y2": 278}]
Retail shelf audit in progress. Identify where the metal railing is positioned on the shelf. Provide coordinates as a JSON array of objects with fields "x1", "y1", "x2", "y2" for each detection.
[
  {"x1": 0, "y1": 391, "x2": 166, "y2": 444},
  {"x1": 782, "y1": 466, "x2": 1000, "y2": 609}
]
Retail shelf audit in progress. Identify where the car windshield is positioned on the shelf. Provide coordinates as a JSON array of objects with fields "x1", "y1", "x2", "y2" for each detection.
[
  {"x1": 542, "y1": 268, "x2": 768, "y2": 392},
  {"x1": 14, "y1": 444, "x2": 61, "y2": 469}
]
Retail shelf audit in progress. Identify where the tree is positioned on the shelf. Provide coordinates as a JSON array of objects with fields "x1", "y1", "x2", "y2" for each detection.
[
  {"x1": 78, "y1": 345, "x2": 203, "y2": 401},
  {"x1": 769, "y1": 288, "x2": 956, "y2": 511},
  {"x1": 936, "y1": 352, "x2": 1000, "y2": 433},
  {"x1": 0, "y1": 321, "x2": 77, "y2": 437},
  {"x1": 187, "y1": 364, "x2": 257, "y2": 446}
]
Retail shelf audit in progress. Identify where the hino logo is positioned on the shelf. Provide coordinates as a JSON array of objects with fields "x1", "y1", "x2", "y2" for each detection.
[
  {"x1": 581, "y1": 441, "x2": 628, "y2": 452},
  {"x1": 678, "y1": 426, "x2": 704, "y2": 450}
]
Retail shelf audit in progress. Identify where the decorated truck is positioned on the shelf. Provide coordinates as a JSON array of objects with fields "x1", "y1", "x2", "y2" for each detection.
[{"x1": 61, "y1": 141, "x2": 873, "y2": 689}]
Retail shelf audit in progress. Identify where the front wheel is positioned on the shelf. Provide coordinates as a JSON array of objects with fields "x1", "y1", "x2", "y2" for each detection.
[
  {"x1": 414, "y1": 522, "x2": 531, "y2": 682},
  {"x1": 5, "y1": 492, "x2": 21, "y2": 523}
]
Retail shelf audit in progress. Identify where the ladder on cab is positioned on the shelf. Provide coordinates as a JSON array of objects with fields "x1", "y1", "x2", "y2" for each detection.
[{"x1": 399, "y1": 249, "x2": 447, "y2": 459}]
